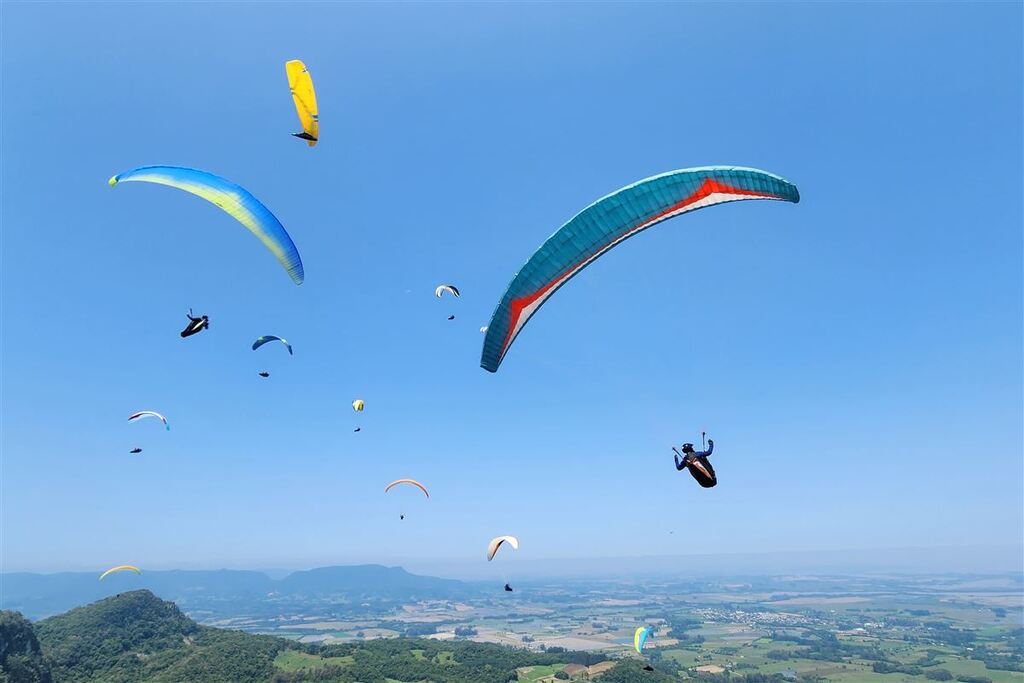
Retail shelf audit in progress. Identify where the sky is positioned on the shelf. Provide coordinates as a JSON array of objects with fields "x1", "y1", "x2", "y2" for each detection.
[{"x1": 1, "y1": 2, "x2": 1021, "y2": 576}]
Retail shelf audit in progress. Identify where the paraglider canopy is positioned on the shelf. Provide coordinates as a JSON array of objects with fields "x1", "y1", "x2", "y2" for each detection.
[
  {"x1": 384, "y1": 479, "x2": 430, "y2": 498},
  {"x1": 479, "y1": 166, "x2": 800, "y2": 372},
  {"x1": 352, "y1": 399, "x2": 365, "y2": 412},
  {"x1": 487, "y1": 535, "x2": 519, "y2": 561},
  {"x1": 252, "y1": 335, "x2": 293, "y2": 355},
  {"x1": 99, "y1": 565, "x2": 141, "y2": 581},
  {"x1": 128, "y1": 411, "x2": 169, "y2": 430},
  {"x1": 286, "y1": 60, "x2": 319, "y2": 146},
  {"x1": 435, "y1": 284, "x2": 460, "y2": 299}
]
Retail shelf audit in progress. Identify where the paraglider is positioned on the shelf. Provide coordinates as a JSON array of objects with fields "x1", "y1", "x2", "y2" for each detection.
[
  {"x1": 352, "y1": 399, "x2": 364, "y2": 412},
  {"x1": 384, "y1": 479, "x2": 430, "y2": 498},
  {"x1": 285, "y1": 59, "x2": 319, "y2": 146},
  {"x1": 99, "y1": 565, "x2": 141, "y2": 581},
  {"x1": 128, "y1": 411, "x2": 169, "y2": 431},
  {"x1": 436, "y1": 285, "x2": 460, "y2": 320},
  {"x1": 252, "y1": 335, "x2": 293, "y2": 355},
  {"x1": 487, "y1": 535, "x2": 519, "y2": 561},
  {"x1": 386, "y1": 480, "x2": 428, "y2": 522},
  {"x1": 479, "y1": 167, "x2": 800, "y2": 372},
  {"x1": 435, "y1": 285, "x2": 460, "y2": 299},
  {"x1": 674, "y1": 435, "x2": 716, "y2": 488},
  {"x1": 634, "y1": 626, "x2": 653, "y2": 654},
  {"x1": 129, "y1": 448, "x2": 142, "y2": 454},
  {"x1": 181, "y1": 309, "x2": 209, "y2": 338},
  {"x1": 258, "y1": 371, "x2": 270, "y2": 378},
  {"x1": 488, "y1": 536, "x2": 519, "y2": 592},
  {"x1": 109, "y1": 165, "x2": 305, "y2": 284}
]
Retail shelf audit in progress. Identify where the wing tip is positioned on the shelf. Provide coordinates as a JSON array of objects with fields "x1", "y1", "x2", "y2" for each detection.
[{"x1": 108, "y1": 175, "x2": 119, "y2": 187}]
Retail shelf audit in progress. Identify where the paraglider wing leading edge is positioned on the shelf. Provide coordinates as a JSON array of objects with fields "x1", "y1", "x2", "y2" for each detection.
[{"x1": 479, "y1": 167, "x2": 799, "y2": 372}]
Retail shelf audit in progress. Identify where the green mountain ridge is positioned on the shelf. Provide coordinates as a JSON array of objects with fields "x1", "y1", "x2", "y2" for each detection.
[{"x1": 0, "y1": 591, "x2": 670, "y2": 683}]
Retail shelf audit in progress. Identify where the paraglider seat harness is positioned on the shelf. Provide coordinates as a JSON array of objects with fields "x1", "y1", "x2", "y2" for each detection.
[{"x1": 674, "y1": 438, "x2": 716, "y2": 488}]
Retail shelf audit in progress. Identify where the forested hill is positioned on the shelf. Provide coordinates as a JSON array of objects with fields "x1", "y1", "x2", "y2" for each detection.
[
  {"x1": 33, "y1": 590, "x2": 283, "y2": 683},
  {"x1": 0, "y1": 590, "x2": 672, "y2": 683},
  {"x1": 0, "y1": 610, "x2": 52, "y2": 683}
]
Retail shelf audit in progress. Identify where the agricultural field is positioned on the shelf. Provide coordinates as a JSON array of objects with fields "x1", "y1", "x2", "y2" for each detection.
[{"x1": 202, "y1": 572, "x2": 1023, "y2": 681}]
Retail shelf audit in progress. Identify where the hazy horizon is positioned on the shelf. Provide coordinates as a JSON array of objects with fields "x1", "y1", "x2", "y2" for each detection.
[{"x1": 5, "y1": 543, "x2": 1022, "y2": 580}]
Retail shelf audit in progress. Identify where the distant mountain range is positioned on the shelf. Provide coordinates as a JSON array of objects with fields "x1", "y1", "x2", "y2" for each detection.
[{"x1": 1, "y1": 564, "x2": 474, "y2": 620}]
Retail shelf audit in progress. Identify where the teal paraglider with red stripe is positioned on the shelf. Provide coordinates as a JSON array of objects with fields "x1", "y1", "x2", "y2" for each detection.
[{"x1": 480, "y1": 166, "x2": 800, "y2": 372}]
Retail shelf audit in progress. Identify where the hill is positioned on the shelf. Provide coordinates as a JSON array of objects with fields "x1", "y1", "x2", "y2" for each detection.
[
  {"x1": 0, "y1": 591, "x2": 655, "y2": 682},
  {"x1": 1, "y1": 564, "x2": 474, "y2": 620},
  {"x1": 277, "y1": 564, "x2": 466, "y2": 599},
  {"x1": 33, "y1": 591, "x2": 285, "y2": 683},
  {"x1": 0, "y1": 610, "x2": 52, "y2": 683}
]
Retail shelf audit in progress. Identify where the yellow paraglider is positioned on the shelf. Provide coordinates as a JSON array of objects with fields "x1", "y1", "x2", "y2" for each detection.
[
  {"x1": 286, "y1": 60, "x2": 319, "y2": 146},
  {"x1": 99, "y1": 565, "x2": 141, "y2": 581},
  {"x1": 352, "y1": 399, "x2": 365, "y2": 412}
]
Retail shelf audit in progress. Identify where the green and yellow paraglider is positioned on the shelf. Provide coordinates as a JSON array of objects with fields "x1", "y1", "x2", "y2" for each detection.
[
  {"x1": 99, "y1": 565, "x2": 141, "y2": 581},
  {"x1": 109, "y1": 166, "x2": 304, "y2": 284}
]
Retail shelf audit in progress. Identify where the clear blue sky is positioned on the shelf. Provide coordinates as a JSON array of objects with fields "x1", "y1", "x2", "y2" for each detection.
[{"x1": 2, "y1": 2, "x2": 1021, "y2": 575}]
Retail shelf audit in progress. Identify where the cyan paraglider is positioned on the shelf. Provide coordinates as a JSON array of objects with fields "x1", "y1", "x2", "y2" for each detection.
[
  {"x1": 480, "y1": 167, "x2": 800, "y2": 372},
  {"x1": 109, "y1": 166, "x2": 305, "y2": 284},
  {"x1": 252, "y1": 335, "x2": 293, "y2": 355},
  {"x1": 385, "y1": 479, "x2": 430, "y2": 498}
]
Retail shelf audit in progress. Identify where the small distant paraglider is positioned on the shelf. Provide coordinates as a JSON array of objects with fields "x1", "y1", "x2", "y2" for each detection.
[
  {"x1": 181, "y1": 309, "x2": 209, "y2": 338},
  {"x1": 285, "y1": 60, "x2": 318, "y2": 146},
  {"x1": 258, "y1": 371, "x2": 270, "y2": 378},
  {"x1": 352, "y1": 400, "x2": 364, "y2": 432},
  {"x1": 252, "y1": 335, "x2": 293, "y2": 355},
  {"x1": 384, "y1": 479, "x2": 429, "y2": 498},
  {"x1": 436, "y1": 285, "x2": 460, "y2": 321},
  {"x1": 434, "y1": 285, "x2": 460, "y2": 299},
  {"x1": 386, "y1": 479, "x2": 428, "y2": 522},
  {"x1": 128, "y1": 411, "x2": 169, "y2": 431},
  {"x1": 487, "y1": 535, "x2": 519, "y2": 561},
  {"x1": 634, "y1": 626, "x2": 653, "y2": 654},
  {"x1": 479, "y1": 326, "x2": 488, "y2": 333},
  {"x1": 99, "y1": 565, "x2": 141, "y2": 581},
  {"x1": 129, "y1": 448, "x2": 142, "y2": 454},
  {"x1": 488, "y1": 535, "x2": 519, "y2": 592}
]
